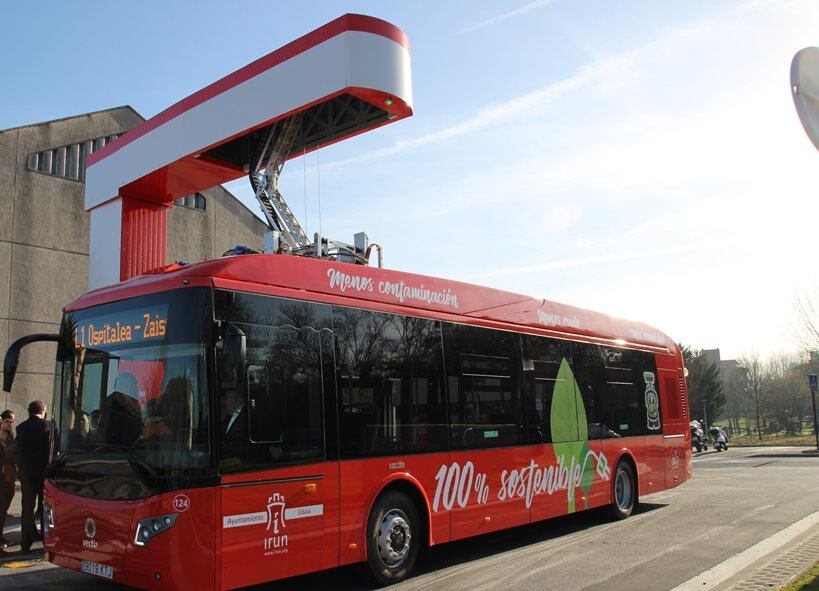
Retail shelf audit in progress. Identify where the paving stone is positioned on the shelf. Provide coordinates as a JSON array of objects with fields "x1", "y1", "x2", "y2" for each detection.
[{"x1": 726, "y1": 534, "x2": 819, "y2": 591}]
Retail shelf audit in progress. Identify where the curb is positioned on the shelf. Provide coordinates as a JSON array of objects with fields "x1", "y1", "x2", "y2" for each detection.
[
  {"x1": 669, "y1": 510, "x2": 819, "y2": 591},
  {"x1": 751, "y1": 453, "x2": 819, "y2": 458}
]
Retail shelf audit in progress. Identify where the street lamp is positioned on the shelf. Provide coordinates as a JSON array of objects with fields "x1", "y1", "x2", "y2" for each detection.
[{"x1": 702, "y1": 401, "x2": 708, "y2": 436}]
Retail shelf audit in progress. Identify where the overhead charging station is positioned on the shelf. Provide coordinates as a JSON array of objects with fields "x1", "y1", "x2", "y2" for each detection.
[{"x1": 85, "y1": 14, "x2": 413, "y2": 290}]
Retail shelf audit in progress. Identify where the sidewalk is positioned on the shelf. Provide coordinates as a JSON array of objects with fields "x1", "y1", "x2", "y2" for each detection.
[
  {"x1": 717, "y1": 521, "x2": 819, "y2": 590},
  {"x1": 0, "y1": 485, "x2": 45, "y2": 567},
  {"x1": 739, "y1": 445, "x2": 819, "y2": 457}
]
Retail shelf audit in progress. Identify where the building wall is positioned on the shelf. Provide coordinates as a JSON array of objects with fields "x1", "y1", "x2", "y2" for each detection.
[
  {"x1": 0, "y1": 107, "x2": 266, "y2": 419},
  {"x1": 166, "y1": 185, "x2": 268, "y2": 263},
  {"x1": 702, "y1": 348, "x2": 721, "y2": 367}
]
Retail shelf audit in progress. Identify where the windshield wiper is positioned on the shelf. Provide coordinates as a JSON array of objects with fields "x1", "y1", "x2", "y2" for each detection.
[
  {"x1": 89, "y1": 443, "x2": 160, "y2": 485},
  {"x1": 46, "y1": 452, "x2": 70, "y2": 477}
]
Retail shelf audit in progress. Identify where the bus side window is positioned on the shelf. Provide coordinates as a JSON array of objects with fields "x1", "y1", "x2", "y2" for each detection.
[
  {"x1": 593, "y1": 347, "x2": 661, "y2": 437},
  {"x1": 221, "y1": 323, "x2": 324, "y2": 472},
  {"x1": 215, "y1": 293, "x2": 333, "y2": 471},
  {"x1": 571, "y1": 343, "x2": 606, "y2": 440},
  {"x1": 443, "y1": 323, "x2": 525, "y2": 450},
  {"x1": 333, "y1": 307, "x2": 447, "y2": 458},
  {"x1": 521, "y1": 334, "x2": 572, "y2": 445}
]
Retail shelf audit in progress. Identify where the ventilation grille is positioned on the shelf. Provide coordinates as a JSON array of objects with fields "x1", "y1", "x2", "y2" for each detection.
[
  {"x1": 663, "y1": 376, "x2": 681, "y2": 420},
  {"x1": 26, "y1": 133, "x2": 122, "y2": 182},
  {"x1": 679, "y1": 377, "x2": 688, "y2": 419}
]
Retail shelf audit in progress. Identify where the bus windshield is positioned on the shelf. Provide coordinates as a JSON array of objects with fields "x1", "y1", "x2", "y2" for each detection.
[{"x1": 54, "y1": 288, "x2": 213, "y2": 481}]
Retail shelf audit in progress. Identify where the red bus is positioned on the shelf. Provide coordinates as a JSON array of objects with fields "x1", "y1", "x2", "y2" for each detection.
[{"x1": 4, "y1": 253, "x2": 690, "y2": 590}]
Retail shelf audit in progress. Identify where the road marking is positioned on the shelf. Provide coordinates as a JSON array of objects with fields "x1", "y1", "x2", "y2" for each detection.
[
  {"x1": 694, "y1": 457, "x2": 758, "y2": 463},
  {"x1": 669, "y1": 509, "x2": 819, "y2": 591},
  {"x1": 412, "y1": 504, "x2": 681, "y2": 591},
  {"x1": 744, "y1": 504, "x2": 775, "y2": 519}
]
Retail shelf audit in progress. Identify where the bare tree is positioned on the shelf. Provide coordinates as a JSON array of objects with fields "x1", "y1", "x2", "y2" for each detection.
[
  {"x1": 763, "y1": 352, "x2": 804, "y2": 434},
  {"x1": 793, "y1": 288, "x2": 819, "y2": 352},
  {"x1": 722, "y1": 363, "x2": 749, "y2": 434},
  {"x1": 738, "y1": 351, "x2": 767, "y2": 441}
]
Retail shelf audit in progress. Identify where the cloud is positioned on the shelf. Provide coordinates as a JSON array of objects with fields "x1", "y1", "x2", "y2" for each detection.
[
  {"x1": 320, "y1": 6, "x2": 736, "y2": 174},
  {"x1": 543, "y1": 204, "x2": 583, "y2": 232},
  {"x1": 459, "y1": 0, "x2": 556, "y2": 34},
  {"x1": 322, "y1": 52, "x2": 634, "y2": 172}
]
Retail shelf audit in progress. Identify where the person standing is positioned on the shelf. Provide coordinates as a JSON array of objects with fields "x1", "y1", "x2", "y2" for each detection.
[
  {"x1": 0, "y1": 409, "x2": 16, "y2": 551},
  {"x1": 15, "y1": 401, "x2": 50, "y2": 554}
]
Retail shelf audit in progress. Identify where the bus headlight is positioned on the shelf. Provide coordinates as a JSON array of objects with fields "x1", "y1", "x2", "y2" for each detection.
[
  {"x1": 134, "y1": 513, "x2": 178, "y2": 547},
  {"x1": 43, "y1": 502, "x2": 55, "y2": 536}
]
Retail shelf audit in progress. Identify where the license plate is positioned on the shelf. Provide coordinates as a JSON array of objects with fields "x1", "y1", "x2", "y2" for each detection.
[{"x1": 81, "y1": 560, "x2": 114, "y2": 580}]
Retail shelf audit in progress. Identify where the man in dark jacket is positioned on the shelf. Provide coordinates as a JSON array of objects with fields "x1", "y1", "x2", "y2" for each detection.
[
  {"x1": 0, "y1": 409, "x2": 16, "y2": 551},
  {"x1": 15, "y1": 401, "x2": 50, "y2": 554}
]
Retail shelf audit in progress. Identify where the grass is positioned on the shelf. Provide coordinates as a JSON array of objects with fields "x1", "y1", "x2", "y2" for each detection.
[
  {"x1": 730, "y1": 433, "x2": 817, "y2": 447},
  {"x1": 781, "y1": 561, "x2": 819, "y2": 591},
  {"x1": 715, "y1": 417, "x2": 817, "y2": 447}
]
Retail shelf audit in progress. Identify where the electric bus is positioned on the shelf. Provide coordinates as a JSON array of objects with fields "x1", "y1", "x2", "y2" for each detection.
[{"x1": 3, "y1": 253, "x2": 691, "y2": 590}]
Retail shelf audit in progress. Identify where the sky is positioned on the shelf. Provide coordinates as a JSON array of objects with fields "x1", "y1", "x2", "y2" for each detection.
[{"x1": 1, "y1": 0, "x2": 818, "y2": 359}]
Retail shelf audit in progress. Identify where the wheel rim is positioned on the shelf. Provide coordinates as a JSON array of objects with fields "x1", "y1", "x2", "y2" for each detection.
[
  {"x1": 615, "y1": 469, "x2": 632, "y2": 510},
  {"x1": 376, "y1": 509, "x2": 412, "y2": 568}
]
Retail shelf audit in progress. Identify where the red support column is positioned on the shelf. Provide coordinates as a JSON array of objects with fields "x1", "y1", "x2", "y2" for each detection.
[{"x1": 119, "y1": 197, "x2": 169, "y2": 281}]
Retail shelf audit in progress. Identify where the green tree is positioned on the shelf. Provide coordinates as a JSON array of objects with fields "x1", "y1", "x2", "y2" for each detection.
[{"x1": 681, "y1": 345, "x2": 726, "y2": 427}]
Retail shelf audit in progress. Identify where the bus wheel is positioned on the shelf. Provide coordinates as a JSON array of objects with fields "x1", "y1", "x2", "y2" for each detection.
[
  {"x1": 364, "y1": 490, "x2": 421, "y2": 585},
  {"x1": 609, "y1": 460, "x2": 636, "y2": 520}
]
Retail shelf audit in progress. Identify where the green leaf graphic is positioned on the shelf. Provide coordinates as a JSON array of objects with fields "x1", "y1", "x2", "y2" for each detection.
[
  {"x1": 550, "y1": 359, "x2": 579, "y2": 443},
  {"x1": 550, "y1": 358, "x2": 596, "y2": 512},
  {"x1": 552, "y1": 441, "x2": 576, "y2": 513}
]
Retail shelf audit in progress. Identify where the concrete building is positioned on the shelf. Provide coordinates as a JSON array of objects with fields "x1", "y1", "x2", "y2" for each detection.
[
  {"x1": 702, "y1": 348, "x2": 721, "y2": 367},
  {"x1": 0, "y1": 106, "x2": 267, "y2": 418},
  {"x1": 702, "y1": 348, "x2": 743, "y2": 380}
]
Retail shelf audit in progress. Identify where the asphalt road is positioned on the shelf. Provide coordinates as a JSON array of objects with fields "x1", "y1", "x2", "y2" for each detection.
[{"x1": 2, "y1": 447, "x2": 818, "y2": 591}]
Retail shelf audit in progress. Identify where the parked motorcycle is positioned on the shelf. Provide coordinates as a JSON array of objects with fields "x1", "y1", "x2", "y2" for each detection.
[
  {"x1": 691, "y1": 424, "x2": 708, "y2": 452},
  {"x1": 710, "y1": 426, "x2": 728, "y2": 452}
]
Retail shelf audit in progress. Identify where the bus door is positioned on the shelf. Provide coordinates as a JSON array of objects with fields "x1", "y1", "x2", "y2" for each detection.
[
  {"x1": 658, "y1": 366, "x2": 688, "y2": 487},
  {"x1": 521, "y1": 335, "x2": 608, "y2": 521},
  {"x1": 570, "y1": 343, "x2": 613, "y2": 511},
  {"x1": 524, "y1": 336, "x2": 589, "y2": 521},
  {"x1": 446, "y1": 327, "x2": 530, "y2": 540},
  {"x1": 219, "y1": 325, "x2": 337, "y2": 590}
]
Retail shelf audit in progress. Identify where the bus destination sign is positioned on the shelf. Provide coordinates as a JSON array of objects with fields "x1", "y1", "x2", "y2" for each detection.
[{"x1": 72, "y1": 306, "x2": 169, "y2": 349}]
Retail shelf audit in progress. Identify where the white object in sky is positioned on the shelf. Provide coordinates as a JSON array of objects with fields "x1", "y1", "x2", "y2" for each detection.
[{"x1": 791, "y1": 47, "x2": 819, "y2": 151}]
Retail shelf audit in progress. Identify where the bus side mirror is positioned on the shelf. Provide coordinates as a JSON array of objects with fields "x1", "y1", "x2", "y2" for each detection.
[
  {"x1": 220, "y1": 323, "x2": 246, "y2": 390},
  {"x1": 4, "y1": 333, "x2": 62, "y2": 392}
]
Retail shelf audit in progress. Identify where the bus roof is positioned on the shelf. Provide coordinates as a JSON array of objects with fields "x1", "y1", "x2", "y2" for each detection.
[{"x1": 67, "y1": 254, "x2": 676, "y2": 354}]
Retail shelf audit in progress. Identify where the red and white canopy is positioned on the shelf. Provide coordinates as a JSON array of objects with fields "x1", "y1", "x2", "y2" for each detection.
[{"x1": 85, "y1": 14, "x2": 413, "y2": 289}]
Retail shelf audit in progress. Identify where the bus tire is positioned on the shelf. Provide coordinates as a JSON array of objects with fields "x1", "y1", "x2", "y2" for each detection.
[
  {"x1": 364, "y1": 490, "x2": 421, "y2": 586},
  {"x1": 609, "y1": 460, "x2": 636, "y2": 520}
]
